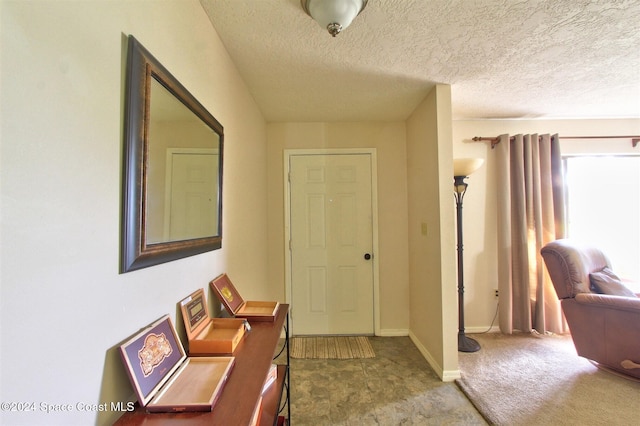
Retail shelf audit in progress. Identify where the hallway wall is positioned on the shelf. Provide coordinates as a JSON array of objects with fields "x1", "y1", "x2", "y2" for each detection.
[{"x1": 1, "y1": 2, "x2": 268, "y2": 424}]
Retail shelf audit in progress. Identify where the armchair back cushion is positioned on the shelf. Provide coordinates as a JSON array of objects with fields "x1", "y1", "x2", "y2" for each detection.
[{"x1": 540, "y1": 239, "x2": 610, "y2": 299}]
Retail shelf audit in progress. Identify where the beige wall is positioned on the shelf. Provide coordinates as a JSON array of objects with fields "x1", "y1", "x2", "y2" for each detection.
[
  {"x1": 406, "y1": 85, "x2": 459, "y2": 380},
  {"x1": 266, "y1": 122, "x2": 410, "y2": 334},
  {"x1": 451, "y1": 118, "x2": 640, "y2": 332},
  {"x1": 0, "y1": 1, "x2": 267, "y2": 425}
]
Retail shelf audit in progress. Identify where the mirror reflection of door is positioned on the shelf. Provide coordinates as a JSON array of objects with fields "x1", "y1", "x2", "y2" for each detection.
[
  {"x1": 144, "y1": 77, "x2": 221, "y2": 246},
  {"x1": 164, "y1": 149, "x2": 219, "y2": 242},
  {"x1": 289, "y1": 153, "x2": 375, "y2": 335}
]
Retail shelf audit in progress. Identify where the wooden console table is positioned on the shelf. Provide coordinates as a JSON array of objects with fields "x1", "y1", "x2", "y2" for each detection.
[{"x1": 115, "y1": 304, "x2": 290, "y2": 426}]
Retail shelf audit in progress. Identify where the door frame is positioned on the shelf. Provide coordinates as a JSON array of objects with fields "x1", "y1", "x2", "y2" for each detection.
[{"x1": 283, "y1": 148, "x2": 381, "y2": 336}]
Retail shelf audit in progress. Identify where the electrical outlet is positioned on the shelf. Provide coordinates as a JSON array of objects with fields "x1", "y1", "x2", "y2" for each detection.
[{"x1": 494, "y1": 289, "x2": 499, "y2": 298}]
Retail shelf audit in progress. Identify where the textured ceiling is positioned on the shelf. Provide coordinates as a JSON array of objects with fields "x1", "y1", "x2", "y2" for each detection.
[{"x1": 201, "y1": 0, "x2": 640, "y2": 122}]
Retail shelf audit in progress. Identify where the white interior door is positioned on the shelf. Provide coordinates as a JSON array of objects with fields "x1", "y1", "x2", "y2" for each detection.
[
  {"x1": 164, "y1": 149, "x2": 219, "y2": 241},
  {"x1": 289, "y1": 153, "x2": 375, "y2": 335}
]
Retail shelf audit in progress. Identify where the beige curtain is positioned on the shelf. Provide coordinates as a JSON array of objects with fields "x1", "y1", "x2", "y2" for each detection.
[{"x1": 496, "y1": 134, "x2": 568, "y2": 334}]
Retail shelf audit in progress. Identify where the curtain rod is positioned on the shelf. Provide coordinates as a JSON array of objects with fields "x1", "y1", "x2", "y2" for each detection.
[{"x1": 472, "y1": 135, "x2": 640, "y2": 149}]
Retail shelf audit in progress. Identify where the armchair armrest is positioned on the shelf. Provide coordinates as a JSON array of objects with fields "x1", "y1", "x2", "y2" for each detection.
[{"x1": 575, "y1": 293, "x2": 640, "y2": 314}]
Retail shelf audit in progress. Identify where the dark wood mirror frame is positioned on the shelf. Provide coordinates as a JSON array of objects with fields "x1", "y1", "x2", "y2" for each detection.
[{"x1": 121, "y1": 35, "x2": 223, "y2": 273}]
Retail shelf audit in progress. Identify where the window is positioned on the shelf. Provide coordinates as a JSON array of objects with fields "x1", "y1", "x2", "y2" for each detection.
[{"x1": 564, "y1": 156, "x2": 640, "y2": 283}]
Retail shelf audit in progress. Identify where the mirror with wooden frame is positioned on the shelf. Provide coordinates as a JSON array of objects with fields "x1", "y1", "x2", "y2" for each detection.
[{"x1": 121, "y1": 35, "x2": 223, "y2": 273}]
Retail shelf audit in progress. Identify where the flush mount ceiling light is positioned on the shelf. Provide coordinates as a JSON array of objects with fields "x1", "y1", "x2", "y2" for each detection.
[{"x1": 301, "y1": 0, "x2": 368, "y2": 37}]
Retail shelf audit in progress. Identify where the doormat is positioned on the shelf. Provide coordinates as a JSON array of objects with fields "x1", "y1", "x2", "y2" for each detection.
[{"x1": 290, "y1": 336, "x2": 375, "y2": 359}]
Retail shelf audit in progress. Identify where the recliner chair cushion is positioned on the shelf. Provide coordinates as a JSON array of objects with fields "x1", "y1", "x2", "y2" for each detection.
[{"x1": 589, "y1": 267, "x2": 637, "y2": 298}]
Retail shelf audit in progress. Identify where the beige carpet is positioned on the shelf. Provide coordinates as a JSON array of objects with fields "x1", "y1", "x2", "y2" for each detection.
[
  {"x1": 290, "y1": 336, "x2": 375, "y2": 359},
  {"x1": 456, "y1": 332, "x2": 640, "y2": 425}
]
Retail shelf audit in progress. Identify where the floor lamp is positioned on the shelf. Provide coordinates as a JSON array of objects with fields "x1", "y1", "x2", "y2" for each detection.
[{"x1": 454, "y1": 158, "x2": 484, "y2": 353}]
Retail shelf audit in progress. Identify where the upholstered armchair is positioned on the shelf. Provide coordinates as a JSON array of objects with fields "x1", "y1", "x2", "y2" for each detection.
[{"x1": 541, "y1": 239, "x2": 640, "y2": 380}]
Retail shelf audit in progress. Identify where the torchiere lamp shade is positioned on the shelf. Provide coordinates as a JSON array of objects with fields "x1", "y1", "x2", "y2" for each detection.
[{"x1": 454, "y1": 158, "x2": 484, "y2": 177}]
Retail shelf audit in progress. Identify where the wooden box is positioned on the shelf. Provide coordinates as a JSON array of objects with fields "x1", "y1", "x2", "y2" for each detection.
[
  {"x1": 119, "y1": 315, "x2": 235, "y2": 413},
  {"x1": 179, "y1": 288, "x2": 246, "y2": 355},
  {"x1": 210, "y1": 273, "x2": 279, "y2": 321}
]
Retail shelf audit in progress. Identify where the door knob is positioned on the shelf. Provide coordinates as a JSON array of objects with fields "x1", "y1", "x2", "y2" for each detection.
[{"x1": 364, "y1": 253, "x2": 372, "y2": 260}]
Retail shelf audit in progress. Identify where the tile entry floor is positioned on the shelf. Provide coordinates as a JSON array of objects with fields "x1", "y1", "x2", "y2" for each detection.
[{"x1": 276, "y1": 336, "x2": 486, "y2": 425}]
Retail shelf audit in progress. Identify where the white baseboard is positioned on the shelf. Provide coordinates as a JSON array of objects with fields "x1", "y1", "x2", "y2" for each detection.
[
  {"x1": 441, "y1": 369, "x2": 462, "y2": 382},
  {"x1": 377, "y1": 328, "x2": 409, "y2": 337},
  {"x1": 408, "y1": 331, "x2": 461, "y2": 382}
]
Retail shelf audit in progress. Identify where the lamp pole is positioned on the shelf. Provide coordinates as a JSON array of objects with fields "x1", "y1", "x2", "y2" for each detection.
[{"x1": 454, "y1": 175, "x2": 481, "y2": 353}]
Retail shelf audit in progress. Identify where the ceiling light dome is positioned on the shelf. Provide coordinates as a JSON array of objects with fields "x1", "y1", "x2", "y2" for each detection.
[{"x1": 301, "y1": 0, "x2": 368, "y2": 37}]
